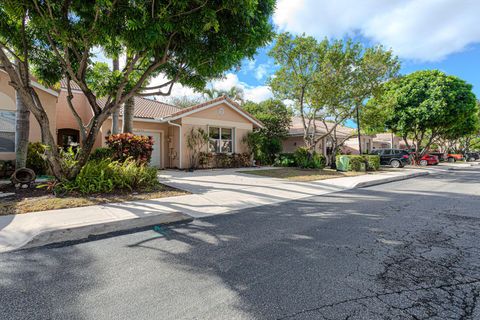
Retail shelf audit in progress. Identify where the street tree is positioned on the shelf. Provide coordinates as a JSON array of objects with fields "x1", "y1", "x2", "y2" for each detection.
[
  {"x1": 269, "y1": 33, "x2": 399, "y2": 156},
  {"x1": 367, "y1": 70, "x2": 478, "y2": 162},
  {"x1": 0, "y1": 0, "x2": 274, "y2": 180}
]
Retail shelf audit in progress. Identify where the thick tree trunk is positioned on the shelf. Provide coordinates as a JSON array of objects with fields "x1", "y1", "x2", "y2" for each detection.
[
  {"x1": 122, "y1": 96, "x2": 134, "y2": 133},
  {"x1": 111, "y1": 58, "x2": 120, "y2": 134},
  {"x1": 15, "y1": 92, "x2": 30, "y2": 169}
]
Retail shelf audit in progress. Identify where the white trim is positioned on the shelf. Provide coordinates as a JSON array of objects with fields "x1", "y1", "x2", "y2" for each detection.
[
  {"x1": 181, "y1": 116, "x2": 253, "y2": 130},
  {"x1": 60, "y1": 87, "x2": 83, "y2": 94},
  {"x1": 164, "y1": 100, "x2": 263, "y2": 128}
]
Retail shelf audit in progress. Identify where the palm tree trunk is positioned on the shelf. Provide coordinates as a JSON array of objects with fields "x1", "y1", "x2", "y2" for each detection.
[
  {"x1": 15, "y1": 92, "x2": 30, "y2": 169},
  {"x1": 122, "y1": 96, "x2": 134, "y2": 133},
  {"x1": 111, "y1": 58, "x2": 120, "y2": 134}
]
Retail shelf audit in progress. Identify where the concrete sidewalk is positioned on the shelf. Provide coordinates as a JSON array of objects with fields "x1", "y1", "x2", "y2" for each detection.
[{"x1": 0, "y1": 167, "x2": 429, "y2": 252}]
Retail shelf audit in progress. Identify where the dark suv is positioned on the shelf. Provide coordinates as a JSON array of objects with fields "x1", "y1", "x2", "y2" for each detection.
[{"x1": 370, "y1": 149, "x2": 410, "y2": 168}]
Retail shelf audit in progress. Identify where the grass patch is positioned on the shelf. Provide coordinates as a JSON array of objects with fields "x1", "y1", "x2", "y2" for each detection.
[
  {"x1": 238, "y1": 167, "x2": 378, "y2": 182},
  {"x1": 0, "y1": 184, "x2": 187, "y2": 216}
]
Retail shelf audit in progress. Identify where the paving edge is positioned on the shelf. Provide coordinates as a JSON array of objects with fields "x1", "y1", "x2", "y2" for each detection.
[
  {"x1": 353, "y1": 171, "x2": 429, "y2": 188},
  {"x1": 7, "y1": 211, "x2": 193, "y2": 252}
]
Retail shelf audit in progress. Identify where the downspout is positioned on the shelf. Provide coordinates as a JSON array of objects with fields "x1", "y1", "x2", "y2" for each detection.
[{"x1": 168, "y1": 120, "x2": 182, "y2": 169}]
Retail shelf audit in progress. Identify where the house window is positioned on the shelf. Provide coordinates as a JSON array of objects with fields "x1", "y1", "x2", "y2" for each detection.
[
  {"x1": 208, "y1": 127, "x2": 233, "y2": 153},
  {"x1": 0, "y1": 110, "x2": 15, "y2": 152}
]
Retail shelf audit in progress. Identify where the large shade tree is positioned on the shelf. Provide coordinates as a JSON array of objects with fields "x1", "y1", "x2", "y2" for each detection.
[
  {"x1": 0, "y1": 0, "x2": 275, "y2": 180},
  {"x1": 366, "y1": 70, "x2": 478, "y2": 162}
]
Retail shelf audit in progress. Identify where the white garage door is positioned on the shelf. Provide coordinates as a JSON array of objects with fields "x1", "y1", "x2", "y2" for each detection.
[{"x1": 134, "y1": 131, "x2": 161, "y2": 168}]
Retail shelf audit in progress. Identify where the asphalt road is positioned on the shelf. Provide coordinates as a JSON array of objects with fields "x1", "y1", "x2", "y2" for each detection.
[{"x1": 1, "y1": 167, "x2": 480, "y2": 320}]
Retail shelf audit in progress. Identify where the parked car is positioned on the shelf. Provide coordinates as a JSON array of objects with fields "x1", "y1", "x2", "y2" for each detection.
[
  {"x1": 370, "y1": 149, "x2": 410, "y2": 168},
  {"x1": 409, "y1": 152, "x2": 439, "y2": 166},
  {"x1": 464, "y1": 152, "x2": 480, "y2": 162},
  {"x1": 429, "y1": 152, "x2": 447, "y2": 162},
  {"x1": 447, "y1": 153, "x2": 464, "y2": 163}
]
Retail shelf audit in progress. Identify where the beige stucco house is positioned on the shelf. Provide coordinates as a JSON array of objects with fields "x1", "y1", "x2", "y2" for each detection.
[
  {"x1": 283, "y1": 116, "x2": 374, "y2": 156},
  {"x1": 0, "y1": 71, "x2": 59, "y2": 160},
  {"x1": 1, "y1": 77, "x2": 262, "y2": 169},
  {"x1": 371, "y1": 133, "x2": 413, "y2": 150}
]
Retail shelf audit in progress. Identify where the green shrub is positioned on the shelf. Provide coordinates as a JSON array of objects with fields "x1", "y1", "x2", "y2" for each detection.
[
  {"x1": 0, "y1": 160, "x2": 15, "y2": 178},
  {"x1": 348, "y1": 155, "x2": 366, "y2": 171},
  {"x1": 26, "y1": 142, "x2": 48, "y2": 175},
  {"x1": 90, "y1": 147, "x2": 113, "y2": 161},
  {"x1": 61, "y1": 158, "x2": 159, "y2": 195},
  {"x1": 197, "y1": 152, "x2": 251, "y2": 168},
  {"x1": 275, "y1": 153, "x2": 296, "y2": 167},
  {"x1": 363, "y1": 155, "x2": 380, "y2": 171},
  {"x1": 293, "y1": 147, "x2": 326, "y2": 169},
  {"x1": 106, "y1": 133, "x2": 154, "y2": 165},
  {"x1": 336, "y1": 154, "x2": 380, "y2": 172}
]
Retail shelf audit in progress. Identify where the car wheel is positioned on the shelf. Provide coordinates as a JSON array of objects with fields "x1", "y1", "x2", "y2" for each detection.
[
  {"x1": 391, "y1": 159, "x2": 401, "y2": 168},
  {"x1": 420, "y1": 159, "x2": 428, "y2": 166},
  {"x1": 448, "y1": 157, "x2": 455, "y2": 163},
  {"x1": 469, "y1": 157, "x2": 475, "y2": 162}
]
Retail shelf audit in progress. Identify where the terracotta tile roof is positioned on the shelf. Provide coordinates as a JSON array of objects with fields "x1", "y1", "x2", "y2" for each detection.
[
  {"x1": 58, "y1": 82, "x2": 261, "y2": 124},
  {"x1": 122, "y1": 97, "x2": 180, "y2": 119},
  {"x1": 96, "y1": 96, "x2": 180, "y2": 119},
  {"x1": 288, "y1": 116, "x2": 355, "y2": 138},
  {"x1": 60, "y1": 79, "x2": 82, "y2": 91}
]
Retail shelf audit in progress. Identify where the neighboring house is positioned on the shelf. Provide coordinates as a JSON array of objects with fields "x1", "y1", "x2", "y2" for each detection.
[
  {"x1": 371, "y1": 133, "x2": 413, "y2": 150},
  {"x1": 372, "y1": 132, "x2": 400, "y2": 149},
  {"x1": 282, "y1": 116, "x2": 379, "y2": 156},
  {"x1": 282, "y1": 117, "x2": 356, "y2": 155},
  {"x1": 0, "y1": 71, "x2": 59, "y2": 161},
  {"x1": 342, "y1": 134, "x2": 375, "y2": 154},
  {"x1": 1, "y1": 77, "x2": 262, "y2": 168}
]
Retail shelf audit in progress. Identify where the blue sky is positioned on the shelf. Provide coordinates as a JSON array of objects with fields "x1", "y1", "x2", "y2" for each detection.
[{"x1": 160, "y1": 0, "x2": 480, "y2": 127}]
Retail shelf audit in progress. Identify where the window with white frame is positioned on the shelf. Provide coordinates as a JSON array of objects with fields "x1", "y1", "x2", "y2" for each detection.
[
  {"x1": 0, "y1": 110, "x2": 15, "y2": 152},
  {"x1": 208, "y1": 127, "x2": 233, "y2": 153}
]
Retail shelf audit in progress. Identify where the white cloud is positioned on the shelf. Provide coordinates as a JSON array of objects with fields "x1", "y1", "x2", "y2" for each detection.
[
  {"x1": 273, "y1": 0, "x2": 480, "y2": 61},
  {"x1": 210, "y1": 73, "x2": 273, "y2": 102},
  {"x1": 254, "y1": 64, "x2": 269, "y2": 81},
  {"x1": 150, "y1": 72, "x2": 272, "y2": 104}
]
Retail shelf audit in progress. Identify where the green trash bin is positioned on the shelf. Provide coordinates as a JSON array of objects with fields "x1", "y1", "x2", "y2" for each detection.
[{"x1": 337, "y1": 155, "x2": 350, "y2": 172}]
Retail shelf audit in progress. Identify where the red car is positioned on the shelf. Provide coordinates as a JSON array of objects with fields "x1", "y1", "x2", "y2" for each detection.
[
  {"x1": 410, "y1": 153, "x2": 439, "y2": 166},
  {"x1": 419, "y1": 154, "x2": 439, "y2": 166}
]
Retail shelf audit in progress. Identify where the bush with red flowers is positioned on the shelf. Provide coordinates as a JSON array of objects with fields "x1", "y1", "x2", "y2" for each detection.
[{"x1": 105, "y1": 133, "x2": 154, "y2": 165}]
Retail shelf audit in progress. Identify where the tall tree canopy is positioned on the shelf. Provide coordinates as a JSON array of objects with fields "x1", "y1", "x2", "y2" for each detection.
[
  {"x1": 269, "y1": 33, "x2": 399, "y2": 154},
  {"x1": 366, "y1": 70, "x2": 478, "y2": 160},
  {"x1": 0, "y1": 0, "x2": 275, "y2": 180}
]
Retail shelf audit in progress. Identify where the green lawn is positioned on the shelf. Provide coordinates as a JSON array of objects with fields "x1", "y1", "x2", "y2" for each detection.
[{"x1": 239, "y1": 168, "x2": 371, "y2": 182}]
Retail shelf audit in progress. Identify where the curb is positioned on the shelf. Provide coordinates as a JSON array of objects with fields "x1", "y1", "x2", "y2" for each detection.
[
  {"x1": 5, "y1": 211, "x2": 193, "y2": 252},
  {"x1": 354, "y1": 171, "x2": 429, "y2": 188}
]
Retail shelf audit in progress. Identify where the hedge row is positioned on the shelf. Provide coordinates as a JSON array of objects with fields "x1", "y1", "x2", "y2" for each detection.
[{"x1": 336, "y1": 155, "x2": 380, "y2": 172}]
